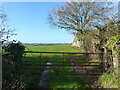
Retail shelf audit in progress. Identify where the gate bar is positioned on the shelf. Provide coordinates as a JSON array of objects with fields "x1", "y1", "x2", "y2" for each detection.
[{"x1": 24, "y1": 51, "x2": 103, "y2": 54}]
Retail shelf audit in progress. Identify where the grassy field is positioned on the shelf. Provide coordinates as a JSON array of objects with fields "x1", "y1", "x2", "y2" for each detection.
[
  {"x1": 25, "y1": 45, "x2": 80, "y2": 52},
  {"x1": 22, "y1": 45, "x2": 103, "y2": 89}
]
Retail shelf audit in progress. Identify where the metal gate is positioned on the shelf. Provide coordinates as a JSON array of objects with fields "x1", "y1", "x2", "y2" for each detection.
[{"x1": 22, "y1": 51, "x2": 104, "y2": 89}]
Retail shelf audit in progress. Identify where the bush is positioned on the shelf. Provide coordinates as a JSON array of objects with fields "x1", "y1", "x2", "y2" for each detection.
[
  {"x1": 2, "y1": 41, "x2": 25, "y2": 57},
  {"x1": 2, "y1": 41, "x2": 26, "y2": 89}
]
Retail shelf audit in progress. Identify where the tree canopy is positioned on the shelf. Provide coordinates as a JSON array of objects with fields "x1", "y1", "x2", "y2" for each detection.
[{"x1": 48, "y1": 2, "x2": 115, "y2": 34}]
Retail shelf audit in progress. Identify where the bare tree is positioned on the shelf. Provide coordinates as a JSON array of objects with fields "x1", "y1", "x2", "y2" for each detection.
[
  {"x1": 0, "y1": 4, "x2": 6, "y2": 41},
  {"x1": 0, "y1": 4, "x2": 16, "y2": 44},
  {"x1": 48, "y1": 2, "x2": 114, "y2": 34}
]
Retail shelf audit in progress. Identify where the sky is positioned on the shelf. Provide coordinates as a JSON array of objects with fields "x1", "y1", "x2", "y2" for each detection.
[{"x1": 3, "y1": 2, "x2": 75, "y2": 43}]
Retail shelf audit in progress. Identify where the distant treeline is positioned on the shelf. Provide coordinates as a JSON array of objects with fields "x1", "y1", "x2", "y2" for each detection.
[{"x1": 23, "y1": 43, "x2": 72, "y2": 46}]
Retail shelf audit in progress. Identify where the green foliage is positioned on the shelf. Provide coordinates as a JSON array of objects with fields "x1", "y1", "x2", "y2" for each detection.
[
  {"x1": 106, "y1": 36, "x2": 120, "y2": 52},
  {"x1": 2, "y1": 41, "x2": 25, "y2": 89}
]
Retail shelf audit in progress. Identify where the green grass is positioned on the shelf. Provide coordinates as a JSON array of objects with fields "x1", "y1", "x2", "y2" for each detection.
[
  {"x1": 46, "y1": 70, "x2": 89, "y2": 89},
  {"x1": 98, "y1": 72, "x2": 118, "y2": 88},
  {"x1": 25, "y1": 45, "x2": 80, "y2": 52}
]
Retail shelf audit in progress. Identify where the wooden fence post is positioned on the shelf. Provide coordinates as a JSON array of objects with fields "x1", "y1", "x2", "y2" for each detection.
[{"x1": 103, "y1": 47, "x2": 107, "y2": 72}]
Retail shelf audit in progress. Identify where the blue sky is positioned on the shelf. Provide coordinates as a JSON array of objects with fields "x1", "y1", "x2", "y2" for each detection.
[{"x1": 3, "y1": 2, "x2": 74, "y2": 43}]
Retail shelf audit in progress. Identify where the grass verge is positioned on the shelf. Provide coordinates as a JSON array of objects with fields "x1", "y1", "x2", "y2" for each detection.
[{"x1": 98, "y1": 71, "x2": 118, "y2": 88}]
